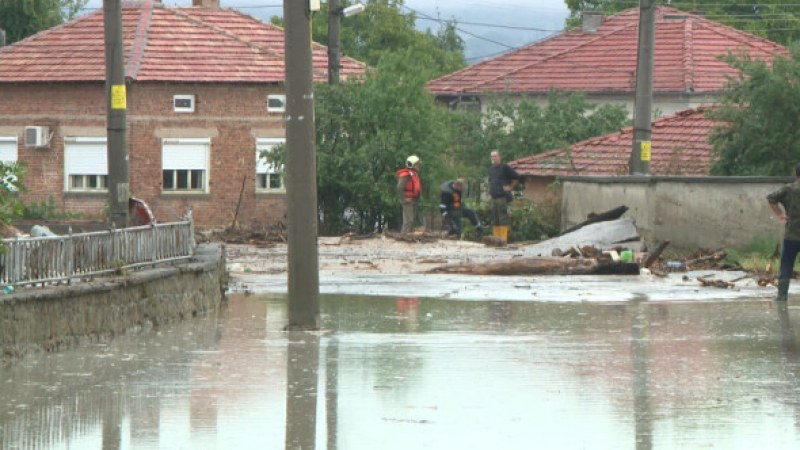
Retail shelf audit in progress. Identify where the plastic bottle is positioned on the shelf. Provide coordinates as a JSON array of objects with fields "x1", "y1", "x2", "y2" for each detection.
[{"x1": 666, "y1": 261, "x2": 685, "y2": 270}]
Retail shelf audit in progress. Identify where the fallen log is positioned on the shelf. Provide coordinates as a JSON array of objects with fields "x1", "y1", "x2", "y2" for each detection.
[
  {"x1": 561, "y1": 205, "x2": 629, "y2": 234},
  {"x1": 427, "y1": 257, "x2": 639, "y2": 276}
]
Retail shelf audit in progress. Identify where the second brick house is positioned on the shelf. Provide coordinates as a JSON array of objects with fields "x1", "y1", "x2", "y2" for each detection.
[{"x1": 0, "y1": 0, "x2": 365, "y2": 229}]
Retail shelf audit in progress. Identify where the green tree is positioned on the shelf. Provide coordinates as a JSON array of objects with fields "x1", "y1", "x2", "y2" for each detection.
[
  {"x1": 312, "y1": 52, "x2": 453, "y2": 234},
  {"x1": 480, "y1": 91, "x2": 630, "y2": 163},
  {"x1": 565, "y1": 0, "x2": 800, "y2": 46},
  {"x1": 0, "y1": 163, "x2": 27, "y2": 237},
  {"x1": 709, "y1": 47, "x2": 800, "y2": 175},
  {"x1": 0, "y1": 0, "x2": 88, "y2": 44},
  {"x1": 274, "y1": 0, "x2": 466, "y2": 79}
]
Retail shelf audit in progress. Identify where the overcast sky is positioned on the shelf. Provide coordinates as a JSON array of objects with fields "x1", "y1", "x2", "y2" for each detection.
[{"x1": 82, "y1": 0, "x2": 570, "y2": 62}]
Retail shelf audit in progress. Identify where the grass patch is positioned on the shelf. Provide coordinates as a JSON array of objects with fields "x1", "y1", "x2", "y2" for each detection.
[{"x1": 725, "y1": 236, "x2": 781, "y2": 273}]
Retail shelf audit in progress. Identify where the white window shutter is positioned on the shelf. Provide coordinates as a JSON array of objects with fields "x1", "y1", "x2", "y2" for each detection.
[
  {"x1": 163, "y1": 143, "x2": 208, "y2": 171},
  {"x1": 0, "y1": 137, "x2": 17, "y2": 163},
  {"x1": 65, "y1": 140, "x2": 107, "y2": 175}
]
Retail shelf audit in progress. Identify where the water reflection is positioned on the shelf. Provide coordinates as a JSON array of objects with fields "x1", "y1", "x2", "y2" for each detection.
[
  {"x1": 285, "y1": 331, "x2": 320, "y2": 450},
  {"x1": 3, "y1": 295, "x2": 800, "y2": 448},
  {"x1": 631, "y1": 303, "x2": 652, "y2": 450}
]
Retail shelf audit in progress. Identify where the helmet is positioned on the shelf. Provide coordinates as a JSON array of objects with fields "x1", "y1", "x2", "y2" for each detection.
[{"x1": 406, "y1": 155, "x2": 420, "y2": 168}]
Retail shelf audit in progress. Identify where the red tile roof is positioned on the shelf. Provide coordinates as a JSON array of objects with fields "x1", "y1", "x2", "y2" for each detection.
[
  {"x1": 510, "y1": 107, "x2": 720, "y2": 177},
  {"x1": 427, "y1": 6, "x2": 786, "y2": 96},
  {"x1": 0, "y1": 0, "x2": 365, "y2": 83}
]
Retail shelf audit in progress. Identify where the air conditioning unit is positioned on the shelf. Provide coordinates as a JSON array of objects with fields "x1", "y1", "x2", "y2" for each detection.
[{"x1": 24, "y1": 126, "x2": 49, "y2": 148}]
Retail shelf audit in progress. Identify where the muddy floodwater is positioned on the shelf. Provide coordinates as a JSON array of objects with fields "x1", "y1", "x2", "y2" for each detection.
[{"x1": 3, "y1": 294, "x2": 800, "y2": 449}]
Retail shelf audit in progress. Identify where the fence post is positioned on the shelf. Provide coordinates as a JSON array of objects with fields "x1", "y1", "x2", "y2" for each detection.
[
  {"x1": 187, "y1": 207, "x2": 195, "y2": 251},
  {"x1": 66, "y1": 226, "x2": 74, "y2": 284},
  {"x1": 151, "y1": 222, "x2": 158, "y2": 262}
]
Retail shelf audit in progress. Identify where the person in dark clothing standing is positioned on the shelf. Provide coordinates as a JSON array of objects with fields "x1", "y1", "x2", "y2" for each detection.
[
  {"x1": 439, "y1": 178, "x2": 485, "y2": 237},
  {"x1": 768, "y1": 163, "x2": 800, "y2": 301},
  {"x1": 488, "y1": 150, "x2": 521, "y2": 242}
]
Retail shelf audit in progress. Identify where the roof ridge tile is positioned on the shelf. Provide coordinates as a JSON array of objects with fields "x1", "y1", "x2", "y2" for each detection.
[{"x1": 125, "y1": 0, "x2": 156, "y2": 79}]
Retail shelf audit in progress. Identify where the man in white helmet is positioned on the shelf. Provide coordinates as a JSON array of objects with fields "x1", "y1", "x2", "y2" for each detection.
[{"x1": 396, "y1": 155, "x2": 422, "y2": 233}]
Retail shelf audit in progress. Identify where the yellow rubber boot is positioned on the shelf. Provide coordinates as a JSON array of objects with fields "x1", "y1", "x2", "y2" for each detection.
[{"x1": 497, "y1": 226, "x2": 509, "y2": 242}]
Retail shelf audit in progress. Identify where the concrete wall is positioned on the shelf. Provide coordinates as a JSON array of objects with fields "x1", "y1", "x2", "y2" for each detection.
[
  {"x1": 0, "y1": 243, "x2": 226, "y2": 360},
  {"x1": 475, "y1": 92, "x2": 718, "y2": 119},
  {"x1": 561, "y1": 176, "x2": 792, "y2": 250}
]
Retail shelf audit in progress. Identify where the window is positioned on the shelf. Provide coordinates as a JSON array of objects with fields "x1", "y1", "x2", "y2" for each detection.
[
  {"x1": 64, "y1": 137, "x2": 108, "y2": 192},
  {"x1": 267, "y1": 94, "x2": 286, "y2": 113},
  {"x1": 0, "y1": 136, "x2": 18, "y2": 164},
  {"x1": 256, "y1": 138, "x2": 285, "y2": 192},
  {"x1": 162, "y1": 138, "x2": 210, "y2": 193},
  {"x1": 0, "y1": 136, "x2": 18, "y2": 191},
  {"x1": 173, "y1": 95, "x2": 196, "y2": 113}
]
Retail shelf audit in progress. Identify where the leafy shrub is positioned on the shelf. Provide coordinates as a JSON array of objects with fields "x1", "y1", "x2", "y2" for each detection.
[{"x1": 22, "y1": 196, "x2": 82, "y2": 220}]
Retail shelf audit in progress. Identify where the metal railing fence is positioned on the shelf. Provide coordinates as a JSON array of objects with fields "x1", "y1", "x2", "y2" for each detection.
[{"x1": 0, "y1": 220, "x2": 195, "y2": 286}]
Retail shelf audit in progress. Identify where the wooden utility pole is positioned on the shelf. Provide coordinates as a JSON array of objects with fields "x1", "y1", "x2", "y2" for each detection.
[
  {"x1": 283, "y1": 0, "x2": 320, "y2": 329},
  {"x1": 328, "y1": 0, "x2": 341, "y2": 85},
  {"x1": 103, "y1": 0, "x2": 129, "y2": 227},
  {"x1": 629, "y1": 0, "x2": 655, "y2": 175}
]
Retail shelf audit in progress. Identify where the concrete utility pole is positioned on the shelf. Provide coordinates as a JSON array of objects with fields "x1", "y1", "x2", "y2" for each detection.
[
  {"x1": 328, "y1": 0, "x2": 341, "y2": 85},
  {"x1": 103, "y1": 0, "x2": 130, "y2": 227},
  {"x1": 284, "y1": 0, "x2": 320, "y2": 329},
  {"x1": 629, "y1": 0, "x2": 655, "y2": 175}
]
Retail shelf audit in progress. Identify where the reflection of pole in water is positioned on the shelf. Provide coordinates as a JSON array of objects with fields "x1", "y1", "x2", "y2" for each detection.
[
  {"x1": 102, "y1": 401, "x2": 121, "y2": 450},
  {"x1": 631, "y1": 303, "x2": 653, "y2": 450},
  {"x1": 285, "y1": 331, "x2": 321, "y2": 450},
  {"x1": 326, "y1": 336, "x2": 340, "y2": 450}
]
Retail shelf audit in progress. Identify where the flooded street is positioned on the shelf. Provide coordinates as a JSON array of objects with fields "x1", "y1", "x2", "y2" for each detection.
[{"x1": 3, "y1": 292, "x2": 800, "y2": 449}]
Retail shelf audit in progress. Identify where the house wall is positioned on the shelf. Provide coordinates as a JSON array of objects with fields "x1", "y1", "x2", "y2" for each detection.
[
  {"x1": 560, "y1": 176, "x2": 790, "y2": 250},
  {"x1": 520, "y1": 176, "x2": 561, "y2": 222},
  {"x1": 0, "y1": 82, "x2": 287, "y2": 230},
  {"x1": 476, "y1": 92, "x2": 718, "y2": 119}
]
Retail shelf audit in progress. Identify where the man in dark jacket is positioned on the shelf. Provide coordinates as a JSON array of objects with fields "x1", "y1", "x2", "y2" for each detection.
[
  {"x1": 768, "y1": 162, "x2": 800, "y2": 301},
  {"x1": 439, "y1": 178, "x2": 485, "y2": 237},
  {"x1": 488, "y1": 150, "x2": 521, "y2": 241}
]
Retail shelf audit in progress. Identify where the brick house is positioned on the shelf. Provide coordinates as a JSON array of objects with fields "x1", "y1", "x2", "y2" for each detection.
[
  {"x1": 0, "y1": 0, "x2": 365, "y2": 229},
  {"x1": 427, "y1": 6, "x2": 785, "y2": 118}
]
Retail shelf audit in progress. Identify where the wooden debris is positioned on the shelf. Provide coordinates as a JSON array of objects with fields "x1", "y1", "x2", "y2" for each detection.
[
  {"x1": 482, "y1": 235, "x2": 506, "y2": 247},
  {"x1": 427, "y1": 257, "x2": 639, "y2": 276},
  {"x1": 696, "y1": 276, "x2": 734, "y2": 289},
  {"x1": 561, "y1": 205, "x2": 629, "y2": 234},
  {"x1": 385, "y1": 231, "x2": 439, "y2": 243},
  {"x1": 642, "y1": 240, "x2": 670, "y2": 268},
  {"x1": 685, "y1": 249, "x2": 728, "y2": 269}
]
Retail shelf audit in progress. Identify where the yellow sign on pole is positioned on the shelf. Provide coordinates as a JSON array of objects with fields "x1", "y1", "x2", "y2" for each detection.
[
  {"x1": 111, "y1": 84, "x2": 127, "y2": 110},
  {"x1": 640, "y1": 141, "x2": 651, "y2": 162}
]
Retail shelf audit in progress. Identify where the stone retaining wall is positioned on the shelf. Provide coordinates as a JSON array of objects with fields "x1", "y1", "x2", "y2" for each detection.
[{"x1": 1, "y1": 243, "x2": 226, "y2": 360}]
